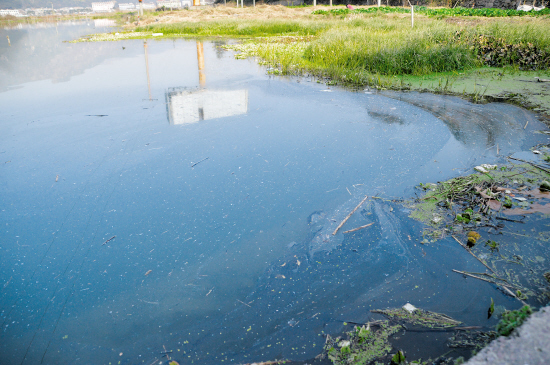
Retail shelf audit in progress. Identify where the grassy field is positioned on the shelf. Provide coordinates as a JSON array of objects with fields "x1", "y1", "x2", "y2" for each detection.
[{"x1": 83, "y1": 4, "x2": 550, "y2": 116}]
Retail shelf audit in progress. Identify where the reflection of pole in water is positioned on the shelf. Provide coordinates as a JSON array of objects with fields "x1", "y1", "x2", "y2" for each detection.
[
  {"x1": 6, "y1": 36, "x2": 10, "y2": 46},
  {"x1": 144, "y1": 40, "x2": 153, "y2": 101},
  {"x1": 197, "y1": 41, "x2": 206, "y2": 88}
]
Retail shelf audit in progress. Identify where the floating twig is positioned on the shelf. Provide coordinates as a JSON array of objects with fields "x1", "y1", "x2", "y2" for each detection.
[
  {"x1": 452, "y1": 269, "x2": 527, "y2": 305},
  {"x1": 206, "y1": 287, "x2": 214, "y2": 296},
  {"x1": 138, "y1": 299, "x2": 159, "y2": 305},
  {"x1": 342, "y1": 222, "x2": 374, "y2": 234},
  {"x1": 495, "y1": 216, "x2": 524, "y2": 223},
  {"x1": 332, "y1": 195, "x2": 369, "y2": 236},
  {"x1": 236, "y1": 299, "x2": 251, "y2": 308},
  {"x1": 162, "y1": 345, "x2": 171, "y2": 360},
  {"x1": 102, "y1": 236, "x2": 116, "y2": 245},
  {"x1": 191, "y1": 157, "x2": 209, "y2": 168},
  {"x1": 3, "y1": 276, "x2": 13, "y2": 289},
  {"x1": 507, "y1": 156, "x2": 550, "y2": 174},
  {"x1": 451, "y1": 235, "x2": 495, "y2": 274}
]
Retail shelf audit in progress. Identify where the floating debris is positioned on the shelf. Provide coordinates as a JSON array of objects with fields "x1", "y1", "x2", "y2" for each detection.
[
  {"x1": 102, "y1": 235, "x2": 116, "y2": 246},
  {"x1": 322, "y1": 322, "x2": 401, "y2": 365},
  {"x1": 372, "y1": 307, "x2": 462, "y2": 329}
]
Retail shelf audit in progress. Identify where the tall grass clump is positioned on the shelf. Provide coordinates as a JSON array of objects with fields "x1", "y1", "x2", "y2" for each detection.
[
  {"x1": 460, "y1": 21, "x2": 550, "y2": 69},
  {"x1": 138, "y1": 19, "x2": 331, "y2": 37},
  {"x1": 303, "y1": 21, "x2": 478, "y2": 75}
]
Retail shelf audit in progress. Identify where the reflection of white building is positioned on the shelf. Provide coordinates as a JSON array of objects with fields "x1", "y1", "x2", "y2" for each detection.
[
  {"x1": 118, "y1": 3, "x2": 136, "y2": 10},
  {"x1": 94, "y1": 18, "x2": 116, "y2": 26},
  {"x1": 166, "y1": 88, "x2": 248, "y2": 125},
  {"x1": 157, "y1": 0, "x2": 182, "y2": 7},
  {"x1": 92, "y1": 1, "x2": 116, "y2": 12}
]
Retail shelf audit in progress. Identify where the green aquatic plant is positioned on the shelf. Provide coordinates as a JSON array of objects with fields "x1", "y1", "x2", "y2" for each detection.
[
  {"x1": 324, "y1": 322, "x2": 401, "y2": 365},
  {"x1": 496, "y1": 305, "x2": 532, "y2": 336}
]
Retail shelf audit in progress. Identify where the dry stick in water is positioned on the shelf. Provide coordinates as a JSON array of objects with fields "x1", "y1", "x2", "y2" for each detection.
[
  {"x1": 332, "y1": 195, "x2": 369, "y2": 235},
  {"x1": 342, "y1": 222, "x2": 374, "y2": 234},
  {"x1": 236, "y1": 299, "x2": 251, "y2": 308},
  {"x1": 452, "y1": 235, "x2": 495, "y2": 274},
  {"x1": 452, "y1": 269, "x2": 527, "y2": 305},
  {"x1": 507, "y1": 156, "x2": 550, "y2": 174}
]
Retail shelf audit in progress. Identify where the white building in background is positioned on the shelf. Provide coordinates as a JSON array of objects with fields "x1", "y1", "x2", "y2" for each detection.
[
  {"x1": 142, "y1": 2, "x2": 156, "y2": 9},
  {"x1": 118, "y1": 3, "x2": 136, "y2": 10},
  {"x1": 0, "y1": 9, "x2": 25, "y2": 16},
  {"x1": 91, "y1": 1, "x2": 116, "y2": 12},
  {"x1": 156, "y1": 0, "x2": 182, "y2": 8}
]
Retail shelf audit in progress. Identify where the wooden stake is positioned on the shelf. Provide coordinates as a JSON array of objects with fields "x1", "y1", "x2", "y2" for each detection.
[{"x1": 332, "y1": 195, "x2": 369, "y2": 235}]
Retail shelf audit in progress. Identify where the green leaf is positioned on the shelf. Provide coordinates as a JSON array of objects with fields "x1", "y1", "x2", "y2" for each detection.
[{"x1": 488, "y1": 298, "x2": 494, "y2": 319}]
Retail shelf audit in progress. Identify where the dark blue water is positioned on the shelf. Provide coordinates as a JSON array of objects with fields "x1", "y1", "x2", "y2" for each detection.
[{"x1": 1, "y1": 23, "x2": 548, "y2": 364}]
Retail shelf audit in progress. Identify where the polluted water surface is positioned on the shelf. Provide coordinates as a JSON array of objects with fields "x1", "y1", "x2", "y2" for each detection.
[{"x1": 1, "y1": 24, "x2": 549, "y2": 364}]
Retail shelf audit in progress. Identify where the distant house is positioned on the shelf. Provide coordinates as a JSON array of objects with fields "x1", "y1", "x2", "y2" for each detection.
[
  {"x1": 92, "y1": 1, "x2": 116, "y2": 12},
  {"x1": 142, "y1": 2, "x2": 156, "y2": 9},
  {"x1": 118, "y1": 3, "x2": 136, "y2": 10},
  {"x1": 0, "y1": 9, "x2": 25, "y2": 16},
  {"x1": 156, "y1": 0, "x2": 182, "y2": 8}
]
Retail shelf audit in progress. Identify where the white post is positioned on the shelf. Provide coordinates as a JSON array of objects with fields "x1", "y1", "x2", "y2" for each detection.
[
  {"x1": 411, "y1": 4, "x2": 414, "y2": 27},
  {"x1": 253, "y1": 0, "x2": 255, "y2": 6},
  {"x1": 377, "y1": 0, "x2": 381, "y2": 7},
  {"x1": 330, "y1": 0, "x2": 332, "y2": 5},
  {"x1": 314, "y1": 0, "x2": 316, "y2": 6}
]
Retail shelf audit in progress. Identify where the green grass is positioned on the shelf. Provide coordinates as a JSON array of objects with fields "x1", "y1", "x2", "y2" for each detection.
[
  {"x1": 114, "y1": 8, "x2": 550, "y2": 88},
  {"x1": 313, "y1": 6, "x2": 550, "y2": 17},
  {"x1": 137, "y1": 19, "x2": 331, "y2": 37},
  {"x1": 302, "y1": 22, "x2": 479, "y2": 75}
]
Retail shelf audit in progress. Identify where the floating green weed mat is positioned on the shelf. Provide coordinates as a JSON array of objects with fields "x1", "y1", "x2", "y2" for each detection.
[
  {"x1": 372, "y1": 307, "x2": 462, "y2": 329},
  {"x1": 322, "y1": 322, "x2": 401, "y2": 365},
  {"x1": 313, "y1": 6, "x2": 550, "y2": 17}
]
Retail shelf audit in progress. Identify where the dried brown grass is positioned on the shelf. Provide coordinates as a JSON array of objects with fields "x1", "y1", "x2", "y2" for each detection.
[{"x1": 134, "y1": 4, "x2": 354, "y2": 26}]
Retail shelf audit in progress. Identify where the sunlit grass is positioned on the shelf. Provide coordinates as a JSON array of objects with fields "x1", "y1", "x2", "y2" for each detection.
[{"x1": 126, "y1": 7, "x2": 550, "y2": 82}]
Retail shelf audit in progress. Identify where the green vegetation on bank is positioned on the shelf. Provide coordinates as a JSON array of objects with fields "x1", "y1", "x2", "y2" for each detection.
[
  {"x1": 80, "y1": 7, "x2": 550, "y2": 112},
  {"x1": 138, "y1": 19, "x2": 329, "y2": 37},
  {"x1": 313, "y1": 6, "x2": 550, "y2": 17},
  {"x1": 135, "y1": 11, "x2": 550, "y2": 78}
]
